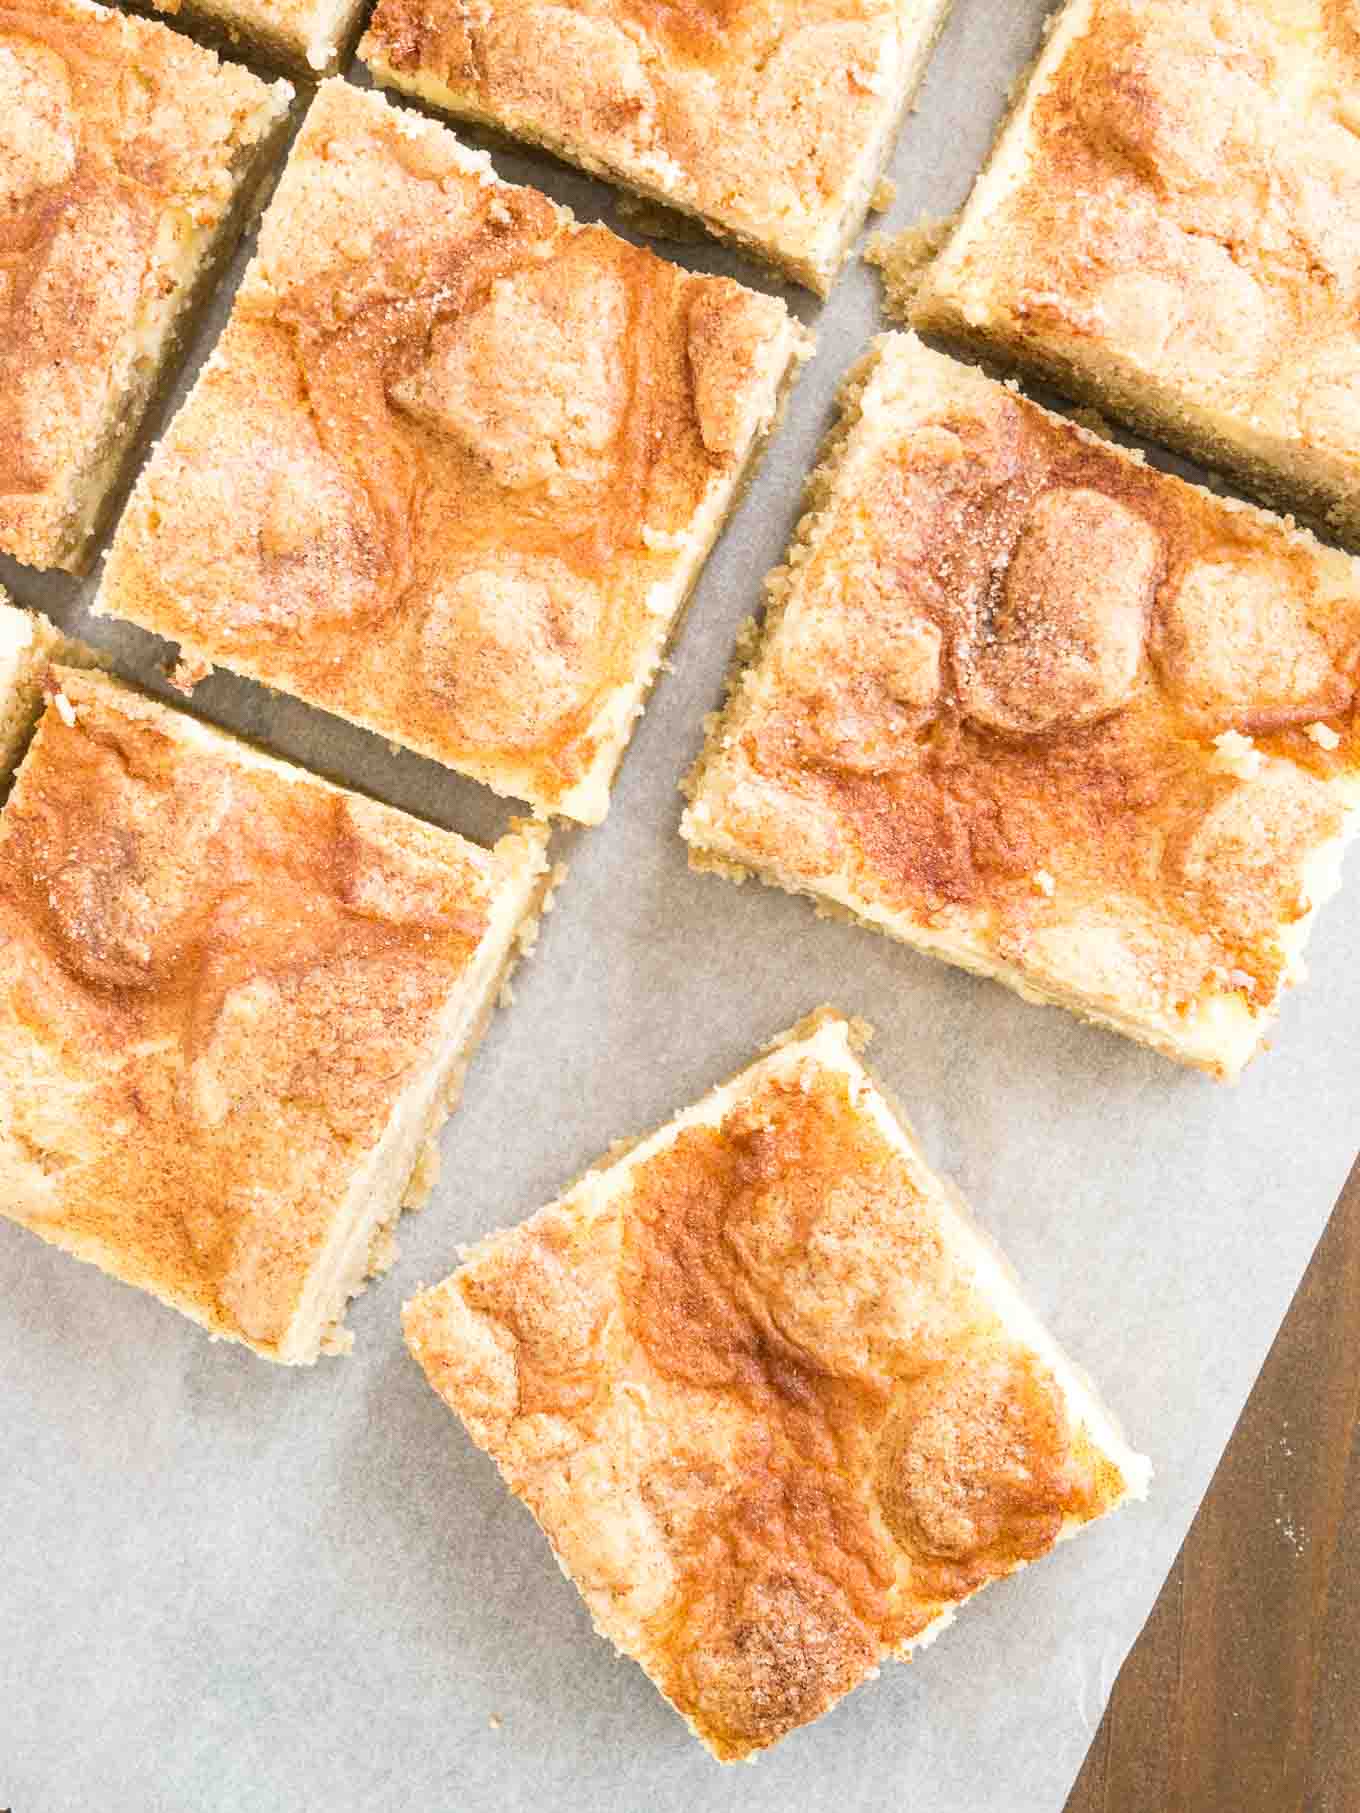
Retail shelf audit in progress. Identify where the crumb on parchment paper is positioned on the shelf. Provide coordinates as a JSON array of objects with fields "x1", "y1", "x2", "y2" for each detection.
[
  {"x1": 864, "y1": 213, "x2": 957, "y2": 320},
  {"x1": 168, "y1": 652, "x2": 212, "y2": 695}
]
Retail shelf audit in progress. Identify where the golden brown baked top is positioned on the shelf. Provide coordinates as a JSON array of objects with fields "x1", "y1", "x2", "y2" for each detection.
[
  {"x1": 361, "y1": 0, "x2": 947, "y2": 287},
  {"x1": 684, "y1": 337, "x2": 1360, "y2": 1064},
  {"x1": 98, "y1": 80, "x2": 800, "y2": 821},
  {"x1": 405, "y1": 1014, "x2": 1138, "y2": 1760},
  {"x1": 918, "y1": 0, "x2": 1360, "y2": 497},
  {"x1": 0, "y1": 0, "x2": 286, "y2": 569},
  {"x1": 0, "y1": 667, "x2": 517, "y2": 1356}
]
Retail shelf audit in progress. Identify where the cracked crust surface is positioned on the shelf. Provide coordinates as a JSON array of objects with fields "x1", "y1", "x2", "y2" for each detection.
[
  {"x1": 682, "y1": 335, "x2": 1360, "y2": 1079},
  {"x1": 360, "y1": 0, "x2": 956, "y2": 292},
  {"x1": 96, "y1": 81, "x2": 806, "y2": 822},
  {"x1": 914, "y1": 0, "x2": 1360, "y2": 543},
  {"x1": 0, "y1": 666, "x2": 550, "y2": 1363},
  {"x1": 0, "y1": 0, "x2": 290, "y2": 572},
  {"x1": 404, "y1": 1010, "x2": 1147, "y2": 1761}
]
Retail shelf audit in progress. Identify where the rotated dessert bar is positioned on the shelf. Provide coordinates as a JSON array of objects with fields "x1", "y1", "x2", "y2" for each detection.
[
  {"x1": 97, "y1": 81, "x2": 810, "y2": 822},
  {"x1": 361, "y1": 0, "x2": 956, "y2": 294},
  {"x1": 683, "y1": 335, "x2": 1360, "y2": 1079},
  {"x1": 0, "y1": 667, "x2": 553, "y2": 1363},
  {"x1": 405, "y1": 1010, "x2": 1148, "y2": 1759},
  {"x1": 913, "y1": 0, "x2": 1360, "y2": 543},
  {"x1": 0, "y1": 0, "x2": 291, "y2": 572}
]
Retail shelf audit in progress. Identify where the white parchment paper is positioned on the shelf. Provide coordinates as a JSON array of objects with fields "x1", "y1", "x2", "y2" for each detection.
[{"x1": 3, "y1": 4, "x2": 1358, "y2": 1809}]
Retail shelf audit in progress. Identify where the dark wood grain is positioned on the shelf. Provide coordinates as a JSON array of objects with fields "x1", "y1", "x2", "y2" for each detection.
[{"x1": 1066, "y1": 1161, "x2": 1360, "y2": 1813}]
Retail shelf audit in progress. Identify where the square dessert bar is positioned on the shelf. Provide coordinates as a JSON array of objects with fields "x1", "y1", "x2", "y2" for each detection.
[
  {"x1": 0, "y1": 0, "x2": 291, "y2": 573},
  {"x1": 913, "y1": 0, "x2": 1360, "y2": 543},
  {"x1": 683, "y1": 336, "x2": 1360, "y2": 1080},
  {"x1": 361, "y1": 0, "x2": 955, "y2": 294},
  {"x1": 138, "y1": 0, "x2": 367, "y2": 73},
  {"x1": 0, "y1": 594, "x2": 93, "y2": 780},
  {"x1": 405, "y1": 1010, "x2": 1149, "y2": 1760},
  {"x1": 0, "y1": 667, "x2": 553, "y2": 1363},
  {"x1": 97, "y1": 81, "x2": 809, "y2": 824}
]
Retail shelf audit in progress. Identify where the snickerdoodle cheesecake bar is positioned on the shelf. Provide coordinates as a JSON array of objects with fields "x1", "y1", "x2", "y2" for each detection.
[
  {"x1": 0, "y1": 667, "x2": 553, "y2": 1363},
  {"x1": 361, "y1": 0, "x2": 956, "y2": 294},
  {"x1": 138, "y1": 0, "x2": 367, "y2": 73},
  {"x1": 0, "y1": 594, "x2": 94, "y2": 780},
  {"x1": 96, "y1": 81, "x2": 810, "y2": 824},
  {"x1": 683, "y1": 336, "x2": 1360, "y2": 1079},
  {"x1": 913, "y1": 0, "x2": 1360, "y2": 543},
  {"x1": 405, "y1": 1010, "x2": 1149, "y2": 1760},
  {"x1": 0, "y1": 0, "x2": 291, "y2": 573}
]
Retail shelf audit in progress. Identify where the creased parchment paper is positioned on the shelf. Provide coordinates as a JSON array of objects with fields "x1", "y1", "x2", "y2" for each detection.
[{"x1": 3, "y1": 5, "x2": 1357, "y2": 1809}]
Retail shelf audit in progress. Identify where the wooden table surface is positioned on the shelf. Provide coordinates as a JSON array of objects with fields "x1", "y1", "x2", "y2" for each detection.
[{"x1": 1065, "y1": 1160, "x2": 1360, "y2": 1813}]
